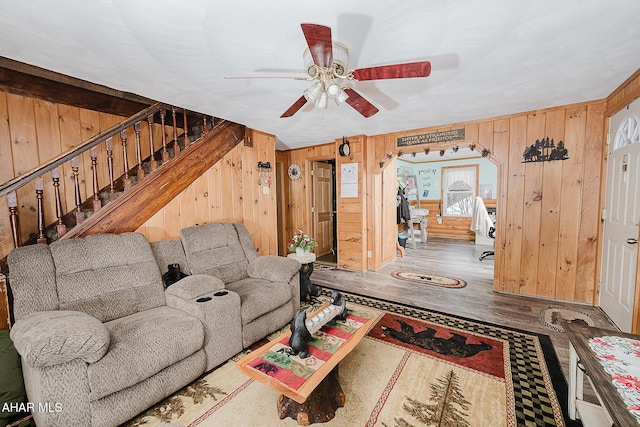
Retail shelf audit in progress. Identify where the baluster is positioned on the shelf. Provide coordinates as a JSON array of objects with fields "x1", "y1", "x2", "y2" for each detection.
[
  {"x1": 35, "y1": 179, "x2": 47, "y2": 244},
  {"x1": 121, "y1": 129, "x2": 132, "y2": 190},
  {"x1": 7, "y1": 191, "x2": 20, "y2": 248},
  {"x1": 106, "y1": 137, "x2": 116, "y2": 201},
  {"x1": 160, "y1": 109, "x2": 169, "y2": 162},
  {"x1": 90, "y1": 147, "x2": 101, "y2": 212},
  {"x1": 134, "y1": 122, "x2": 144, "y2": 181},
  {"x1": 71, "y1": 157, "x2": 84, "y2": 225},
  {"x1": 183, "y1": 108, "x2": 189, "y2": 145},
  {"x1": 147, "y1": 114, "x2": 157, "y2": 172},
  {"x1": 203, "y1": 114, "x2": 208, "y2": 135},
  {"x1": 51, "y1": 167, "x2": 66, "y2": 237},
  {"x1": 172, "y1": 106, "x2": 180, "y2": 156}
]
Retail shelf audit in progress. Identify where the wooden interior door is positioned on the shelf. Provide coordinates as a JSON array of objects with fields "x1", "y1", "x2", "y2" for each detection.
[
  {"x1": 600, "y1": 104, "x2": 640, "y2": 332},
  {"x1": 312, "y1": 161, "x2": 334, "y2": 257}
]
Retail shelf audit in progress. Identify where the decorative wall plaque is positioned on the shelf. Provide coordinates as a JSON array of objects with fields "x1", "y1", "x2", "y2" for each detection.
[
  {"x1": 397, "y1": 129, "x2": 465, "y2": 147},
  {"x1": 522, "y1": 137, "x2": 569, "y2": 163}
]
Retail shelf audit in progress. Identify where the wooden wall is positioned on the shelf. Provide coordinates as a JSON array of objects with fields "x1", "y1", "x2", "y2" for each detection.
[
  {"x1": 280, "y1": 142, "x2": 335, "y2": 256},
  {"x1": 0, "y1": 91, "x2": 169, "y2": 259},
  {"x1": 281, "y1": 100, "x2": 606, "y2": 303},
  {"x1": 336, "y1": 135, "x2": 367, "y2": 270},
  {"x1": 136, "y1": 130, "x2": 278, "y2": 255},
  {"x1": 368, "y1": 101, "x2": 607, "y2": 303}
]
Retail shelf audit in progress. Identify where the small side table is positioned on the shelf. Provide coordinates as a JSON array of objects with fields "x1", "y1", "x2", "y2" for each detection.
[
  {"x1": 564, "y1": 322, "x2": 638, "y2": 426},
  {"x1": 287, "y1": 252, "x2": 321, "y2": 302}
]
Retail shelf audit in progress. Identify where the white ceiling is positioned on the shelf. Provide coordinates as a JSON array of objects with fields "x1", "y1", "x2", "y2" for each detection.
[{"x1": 1, "y1": 0, "x2": 639, "y2": 151}]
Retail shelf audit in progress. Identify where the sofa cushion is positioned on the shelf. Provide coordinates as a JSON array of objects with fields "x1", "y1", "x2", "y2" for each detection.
[
  {"x1": 50, "y1": 233, "x2": 166, "y2": 323},
  {"x1": 7, "y1": 244, "x2": 59, "y2": 321},
  {"x1": 181, "y1": 223, "x2": 250, "y2": 284},
  {"x1": 247, "y1": 255, "x2": 301, "y2": 283},
  {"x1": 150, "y1": 239, "x2": 191, "y2": 275},
  {"x1": 87, "y1": 306, "x2": 204, "y2": 401},
  {"x1": 225, "y1": 278, "x2": 294, "y2": 325},
  {"x1": 10, "y1": 311, "x2": 109, "y2": 367}
]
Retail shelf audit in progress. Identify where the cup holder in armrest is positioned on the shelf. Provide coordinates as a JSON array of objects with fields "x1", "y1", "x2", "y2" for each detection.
[
  {"x1": 196, "y1": 297, "x2": 212, "y2": 302},
  {"x1": 214, "y1": 291, "x2": 228, "y2": 297}
]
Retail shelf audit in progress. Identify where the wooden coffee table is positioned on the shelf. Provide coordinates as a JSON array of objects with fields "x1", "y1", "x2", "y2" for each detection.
[{"x1": 236, "y1": 304, "x2": 377, "y2": 425}]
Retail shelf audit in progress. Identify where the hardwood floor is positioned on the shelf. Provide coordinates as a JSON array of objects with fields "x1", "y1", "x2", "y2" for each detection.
[{"x1": 312, "y1": 237, "x2": 617, "y2": 396}]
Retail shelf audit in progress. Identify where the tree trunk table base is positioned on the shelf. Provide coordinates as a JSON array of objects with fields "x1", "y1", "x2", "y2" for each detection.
[{"x1": 277, "y1": 365, "x2": 345, "y2": 426}]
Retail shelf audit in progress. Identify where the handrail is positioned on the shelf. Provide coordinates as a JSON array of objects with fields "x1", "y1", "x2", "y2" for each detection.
[{"x1": 0, "y1": 102, "x2": 170, "y2": 198}]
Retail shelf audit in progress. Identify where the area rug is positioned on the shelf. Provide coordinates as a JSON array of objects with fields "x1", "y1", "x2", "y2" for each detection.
[
  {"x1": 122, "y1": 291, "x2": 575, "y2": 427},
  {"x1": 390, "y1": 271, "x2": 467, "y2": 288},
  {"x1": 539, "y1": 306, "x2": 596, "y2": 333}
]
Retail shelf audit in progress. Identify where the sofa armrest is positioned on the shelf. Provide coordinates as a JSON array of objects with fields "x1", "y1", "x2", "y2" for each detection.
[
  {"x1": 10, "y1": 311, "x2": 109, "y2": 368},
  {"x1": 247, "y1": 255, "x2": 301, "y2": 283},
  {"x1": 165, "y1": 274, "x2": 225, "y2": 300}
]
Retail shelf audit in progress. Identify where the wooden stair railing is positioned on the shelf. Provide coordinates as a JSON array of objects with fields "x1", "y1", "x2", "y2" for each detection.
[
  {"x1": 0, "y1": 102, "x2": 243, "y2": 256},
  {"x1": 62, "y1": 120, "x2": 244, "y2": 237}
]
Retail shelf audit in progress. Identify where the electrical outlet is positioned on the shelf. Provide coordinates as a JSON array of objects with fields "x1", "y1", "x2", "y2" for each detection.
[{"x1": 367, "y1": 250, "x2": 372, "y2": 258}]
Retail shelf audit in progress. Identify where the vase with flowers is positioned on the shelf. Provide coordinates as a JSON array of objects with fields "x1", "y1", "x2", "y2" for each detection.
[{"x1": 288, "y1": 229, "x2": 317, "y2": 255}]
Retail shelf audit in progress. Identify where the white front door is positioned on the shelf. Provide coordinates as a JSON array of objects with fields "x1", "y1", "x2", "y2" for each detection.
[{"x1": 600, "y1": 103, "x2": 640, "y2": 332}]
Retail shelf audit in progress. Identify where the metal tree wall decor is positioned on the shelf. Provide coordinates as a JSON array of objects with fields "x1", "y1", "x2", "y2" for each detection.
[{"x1": 522, "y1": 137, "x2": 569, "y2": 163}]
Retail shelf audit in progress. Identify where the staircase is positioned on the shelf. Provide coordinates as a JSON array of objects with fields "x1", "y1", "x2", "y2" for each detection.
[{"x1": 0, "y1": 102, "x2": 246, "y2": 270}]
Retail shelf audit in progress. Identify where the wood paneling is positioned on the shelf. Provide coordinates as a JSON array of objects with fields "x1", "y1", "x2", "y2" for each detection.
[
  {"x1": 362, "y1": 101, "x2": 606, "y2": 303},
  {"x1": 280, "y1": 100, "x2": 608, "y2": 301},
  {"x1": 336, "y1": 136, "x2": 367, "y2": 271},
  {"x1": 135, "y1": 129, "x2": 277, "y2": 256},
  {"x1": 0, "y1": 274, "x2": 8, "y2": 329},
  {"x1": 64, "y1": 122, "x2": 244, "y2": 238},
  {"x1": 0, "y1": 93, "x2": 129, "y2": 259},
  {"x1": 0, "y1": 59, "x2": 152, "y2": 118},
  {"x1": 281, "y1": 142, "x2": 335, "y2": 257},
  {"x1": 606, "y1": 68, "x2": 640, "y2": 116}
]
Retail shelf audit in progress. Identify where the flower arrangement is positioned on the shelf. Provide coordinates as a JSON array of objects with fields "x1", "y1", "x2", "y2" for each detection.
[{"x1": 288, "y1": 229, "x2": 317, "y2": 253}]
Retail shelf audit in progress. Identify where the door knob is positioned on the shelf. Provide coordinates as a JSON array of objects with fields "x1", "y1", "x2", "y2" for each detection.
[{"x1": 627, "y1": 238, "x2": 639, "y2": 245}]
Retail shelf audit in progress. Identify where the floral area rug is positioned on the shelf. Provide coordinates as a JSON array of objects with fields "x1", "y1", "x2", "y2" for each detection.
[
  {"x1": 539, "y1": 306, "x2": 596, "y2": 333},
  {"x1": 122, "y1": 290, "x2": 575, "y2": 427},
  {"x1": 390, "y1": 271, "x2": 467, "y2": 288}
]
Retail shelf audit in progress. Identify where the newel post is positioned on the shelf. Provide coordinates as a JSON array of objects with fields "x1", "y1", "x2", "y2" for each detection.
[{"x1": 0, "y1": 273, "x2": 10, "y2": 330}]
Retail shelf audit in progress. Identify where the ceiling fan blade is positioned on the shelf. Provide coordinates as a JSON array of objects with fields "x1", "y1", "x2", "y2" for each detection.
[
  {"x1": 343, "y1": 88, "x2": 379, "y2": 118},
  {"x1": 280, "y1": 95, "x2": 308, "y2": 118},
  {"x1": 351, "y1": 61, "x2": 432, "y2": 81},
  {"x1": 301, "y1": 23, "x2": 333, "y2": 68},
  {"x1": 224, "y1": 75, "x2": 309, "y2": 80}
]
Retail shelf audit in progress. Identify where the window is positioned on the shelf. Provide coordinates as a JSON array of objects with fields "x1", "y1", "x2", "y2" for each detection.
[{"x1": 442, "y1": 165, "x2": 477, "y2": 216}]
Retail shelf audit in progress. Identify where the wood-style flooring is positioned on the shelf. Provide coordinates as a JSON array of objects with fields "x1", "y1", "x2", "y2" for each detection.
[{"x1": 311, "y1": 236, "x2": 618, "y2": 400}]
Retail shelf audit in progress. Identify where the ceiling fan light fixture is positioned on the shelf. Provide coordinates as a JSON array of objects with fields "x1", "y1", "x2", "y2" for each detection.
[
  {"x1": 325, "y1": 81, "x2": 341, "y2": 98},
  {"x1": 303, "y1": 81, "x2": 322, "y2": 102},
  {"x1": 315, "y1": 91, "x2": 328, "y2": 108},
  {"x1": 331, "y1": 42, "x2": 349, "y2": 76},
  {"x1": 303, "y1": 48, "x2": 318, "y2": 77},
  {"x1": 334, "y1": 88, "x2": 349, "y2": 105}
]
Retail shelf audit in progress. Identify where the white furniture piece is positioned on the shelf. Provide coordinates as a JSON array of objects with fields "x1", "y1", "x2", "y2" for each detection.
[
  {"x1": 406, "y1": 208, "x2": 429, "y2": 249},
  {"x1": 564, "y1": 322, "x2": 638, "y2": 427}
]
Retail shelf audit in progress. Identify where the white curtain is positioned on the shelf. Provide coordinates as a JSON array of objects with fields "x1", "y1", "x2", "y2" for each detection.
[{"x1": 443, "y1": 166, "x2": 476, "y2": 216}]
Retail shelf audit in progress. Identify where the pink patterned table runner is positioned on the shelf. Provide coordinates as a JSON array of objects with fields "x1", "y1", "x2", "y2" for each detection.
[{"x1": 589, "y1": 335, "x2": 640, "y2": 424}]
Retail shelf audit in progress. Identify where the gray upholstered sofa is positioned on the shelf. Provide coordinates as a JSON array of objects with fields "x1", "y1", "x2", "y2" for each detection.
[{"x1": 7, "y1": 222, "x2": 300, "y2": 427}]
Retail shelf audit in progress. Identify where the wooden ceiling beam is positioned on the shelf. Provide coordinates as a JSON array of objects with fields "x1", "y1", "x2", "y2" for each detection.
[{"x1": 0, "y1": 57, "x2": 153, "y2": 116}]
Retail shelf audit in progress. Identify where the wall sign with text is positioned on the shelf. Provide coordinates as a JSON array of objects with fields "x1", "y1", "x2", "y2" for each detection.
[{"x1": 397, "y1": 129, "x2": 465, "y2": 147}]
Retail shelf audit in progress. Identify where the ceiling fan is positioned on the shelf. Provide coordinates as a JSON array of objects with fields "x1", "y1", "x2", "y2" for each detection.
[
  {"x1": 280, "y1": 23, "x2": 432, "y2": 118},
  {"x1": 226, "y1": 23, "x2": 432, "y2": 119}
]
